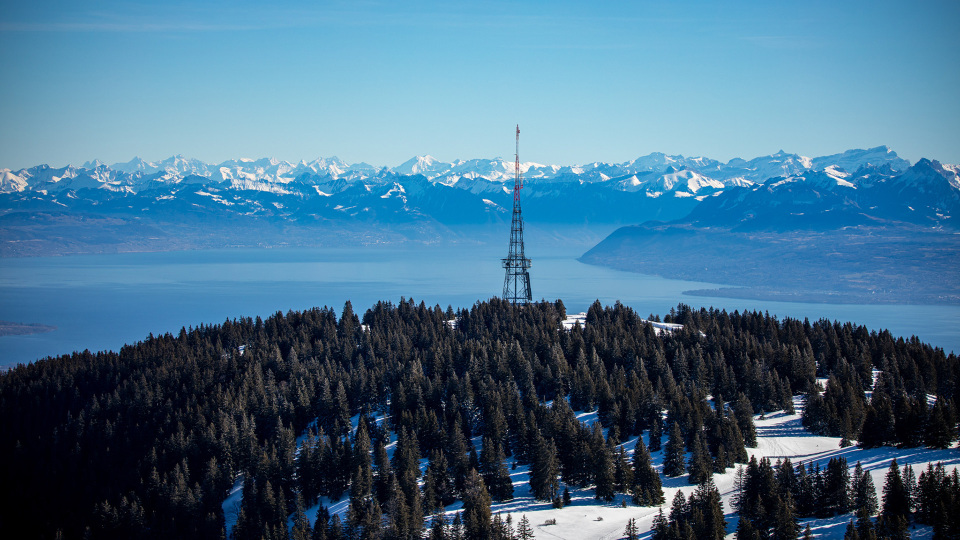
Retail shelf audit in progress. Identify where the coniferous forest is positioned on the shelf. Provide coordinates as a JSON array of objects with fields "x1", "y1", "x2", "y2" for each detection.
[{"x1": 1, "y1": 298, "x2": 959, "y2": 539}]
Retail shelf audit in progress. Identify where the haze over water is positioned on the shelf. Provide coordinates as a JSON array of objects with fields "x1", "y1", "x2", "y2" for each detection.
[{"x1": 1, "y1": 243, "x2": 957, "y2": 368}]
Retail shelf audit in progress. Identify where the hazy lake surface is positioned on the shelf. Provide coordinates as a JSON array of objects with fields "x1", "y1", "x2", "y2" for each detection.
[{"x1": 1, "y1": 243, "x2": 958, "y2": 368}]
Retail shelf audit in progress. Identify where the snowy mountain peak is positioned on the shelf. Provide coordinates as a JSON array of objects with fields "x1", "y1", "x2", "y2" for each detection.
[
  {"x1": 395, "y1": 155, "x2": 446, "y2": 176},
  {"x1": 81, "y1": 159, "x2": 105, "y2": 170}
]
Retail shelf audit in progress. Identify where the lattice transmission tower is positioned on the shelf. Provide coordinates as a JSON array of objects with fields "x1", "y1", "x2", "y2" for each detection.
[{"x1": 502, "y1": 125, "x2": 532, "y2": 304}]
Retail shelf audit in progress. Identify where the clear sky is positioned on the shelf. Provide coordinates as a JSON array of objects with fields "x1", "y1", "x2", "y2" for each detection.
[{"x1": 1, "y1": 0, "x2": 958, "y2": 170}]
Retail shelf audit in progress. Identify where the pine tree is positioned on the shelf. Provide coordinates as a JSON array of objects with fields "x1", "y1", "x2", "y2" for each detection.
[
  {"x1": 449, "y1": 513, "x2": 465, "y2": 540},
  {"x1": 795, "y1": 460, "x2": 816, "y2": 518},
  {"x1": 462, "y1": 469, "x2": 492, "y2": 539},
  {"x1": 373, "y1": 437, "x2": 393, "y2": 506},
  {"x1": 312, "y1": 504, "x2": 330, "y2": 540},
  {"x1": 669, "y1": 490, "x2": 690, "y2": 529},
  {"x1": 734, "y1": 393, "x2": 758, "y2": 448},
  {"x1": 479, "y1": 437, "x2": 514, "y2": 502},
  {"x1": 855, "y1": 506, "x2": 876, "y2": 540},
  {"x1": 736, "y1": 514, "x2": 760, "y2": 540},
  {"x1": 651, "y1": 508, "x2": 670, "y2": 540},
  {"x1": 664, "y1": 421, "x2": 686, "y2": 478},
  {"x1": 428, "y1": 512, "x2": 447, "y2": 540},
  {"x1": 902, "y1": 464, "x2": 916, "y2": 514},
  {"x1": 491, "y1": 513, "x2": 513, "y2": 540},
  {"x1": 772, "y1": 491, "x2": 799, "y2": 540},
  {"x1": 915, "y1": 462, "x2": 946, "y2": 526},
  {"x1": 624, "y1": 517, "x2": 639, "y2": 540},
  {"x1": 327, "y1": 514, "x2": 345, "y2": 540},
  {"x1": 821, "y1": 456, "x2": 850, "y2": 516},
  {"x1": 352, "y1": 420, "x2": 373, "y2": 502},
  {"x1": 529, "y1": 433, "x2": 560, "y2": 502},
  {"x1": 291, "y1": 493, "x2": 313, "y2": 540},
  {"x1": 355, "y1": 499, "x2": 383, "y2": 540},
  {"x1": 689, "y1": 478, "x2": 726, "y2": 540},
  {"x1": 843, "y1": 520, "x2": 860, "y2": 540},
  {"x1": 392, "y1": 427, "x2": 421, "y2": 500},
  {"x1": 614, "y1": 445, "x2": 633, "y2": 493},
  {"x1": 687, "y1": 430, "x2": 712, "y2": 485},
  {"x1": 630, "y1": 436, "x2": 664, "y2": 506},
  {"x1": 593, "y1": 437, "x2": 616, "y2": 501},
  {"x1": 880, "y1": 459, "x2": 910, "y2": 539},
  {"x1": 648, "y1": 418, "x2": 663, "y2": 452},
  {"x1": 851, "y1": 461, "x2": 878, "y2": 518},
  {"x1": 924, "y1": 398, "x2": 957, "y2": 449},
  {"x1": 516, "y1": 514, "x2": 534, "y2": 540},
  {"x1": 423, "y1": 449, "x2": 456, "y2": 512}
]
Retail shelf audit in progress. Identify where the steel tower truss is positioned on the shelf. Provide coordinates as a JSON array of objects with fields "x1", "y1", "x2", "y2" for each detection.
[{"x1": 502, "y1": 125, "x2": 532, "y2": 304}]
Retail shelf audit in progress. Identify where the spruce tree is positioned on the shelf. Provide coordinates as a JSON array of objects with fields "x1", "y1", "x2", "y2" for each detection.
[
  {"x1": 924, "y1": 398, "x2": 957, "y2": 449},
  {"x1": 593, "y1": 437, "x2": 616, "y2": 502},
  {"x1": 352, "y1": 420, "x2": 373, "y2": 502},
  {"x1": 516, "y1": 514, "x2": 534, "y2": 540},
  {"x1": 373, "y1": 438, "x2": 393, "y2": 506},
  {"x1": 843, "y1": 520, "x2": 859, "y2": 540},
  {"x1": 462, "y1": 469, "x2": 492, "y2": 539},
  {"x1": 669, "y1": 490, "x2": 690, "y2": 529},
  {"x1": 663, "y1": 421, "x2": 686, "y2": 478},
  {"x1": 630, "y1": 436, "x2": 664, "y2": 506},
  {"x1": 821, "y1": 456, "x2": 850, "y2": 516},
  {"x1": 355, "y1": 499, "x2": 383, "y2": 540},
  {"x1": 291, "y1": 493, "x2": 313, "y2": 540},
  {"x1": 423, "y1": 449, "x2": 456, "y2": 511},
  {"x1": 855, "y1": 506, "x2": 876, "y2": 540},
  {"x1": 428, "y1": 512, "x2": 446, "y2": 540},
  {"x1": 772, "y1": 491, "x2": 799, "y2": 540},
  {"x1": 312, "y1": 504, "x2": 330, "y2": 540},
  {"x1": 529, "y1": 433, "x2": 560, "y2": 502},
  {"x1": 449, "y1": 513, "x2": 465, "y2": 540},
  {"x1": 687, "y1": 430, "x2": 712, "y2": 485},
  {"x1": 480, "y1": 437, "x2": 514, "y2": 502},
  {"x1": 851, "y1": 461, "x2": 878, "y2": 518},
  {"x1": 880, "y1": 459, "x2": 910, "y2": 539},
  {"x1": 651, "y1": 508, "x2": 670, "y2": 540},
  {"x1": 648, "y1": 418, "x2": 663, "y2": 452},
  {"x1": 734, "y1": 393, "x2": 758, "y2": 448},
  {"x1": 614, "y1": 445, "x2": 633, "y2": 494},
  {"x1": 690, "y1": 478, "x2": 726, "y2": 540},
  {"x1": 903, "y1": 464, "x2": 917, "y2": 514},
  {"x1": 736, "y1": 514, "x2": 760, "y2": 540},
  {"x1": 624, "y1": 517, "x2": 639, "y2": 540},
  {"x1": 327, "y1": 515, "x2": 345, "y2": 540}
]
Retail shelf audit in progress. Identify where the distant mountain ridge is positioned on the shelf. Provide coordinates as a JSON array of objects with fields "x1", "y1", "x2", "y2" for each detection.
[
  {"x1": 2, "y1": 146, "x2": 957, "y2": 260},
  {"x1": 578, "y1": 153, "x2": 960, "y2": 304},
  {"x1": 0, "y1": 145, "x2": 914, "y2": 196}
]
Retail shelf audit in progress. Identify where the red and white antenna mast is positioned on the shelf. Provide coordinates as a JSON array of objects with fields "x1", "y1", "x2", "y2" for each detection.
[{"x1": 514, "y1": 124, "x2": 522, "y2": 201}]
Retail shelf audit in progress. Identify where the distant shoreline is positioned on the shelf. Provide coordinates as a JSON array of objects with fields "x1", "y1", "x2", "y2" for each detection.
[
  {"x1": 682, "y1": 287, "x2": 960, "y2": 306},
  {"x1": 0, "y1": 322, "x2": 56, "y2": 337}
]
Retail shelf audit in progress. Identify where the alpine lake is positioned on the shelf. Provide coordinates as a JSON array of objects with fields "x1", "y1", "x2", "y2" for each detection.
[{"x1": 2, "y1": 240, "x2": 958, "y2": 369}]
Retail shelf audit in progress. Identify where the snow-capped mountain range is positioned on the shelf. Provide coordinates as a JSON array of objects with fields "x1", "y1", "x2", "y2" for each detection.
[
  {"x1": 2, "y1": 145, "x2": 958, "y2": 257},
  {"x1": 0, "y1": 145, "x2": 914, "y2": 199}
]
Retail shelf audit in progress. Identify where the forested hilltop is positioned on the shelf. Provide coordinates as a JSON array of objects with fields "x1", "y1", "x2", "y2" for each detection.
[{"x1": 1, "y1": 299, "x2": 958, "y2": 539}]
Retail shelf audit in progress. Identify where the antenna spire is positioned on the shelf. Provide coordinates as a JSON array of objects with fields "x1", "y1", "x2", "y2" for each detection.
[{"x1": 502, "y1": 124, "x2": 532, "y2": 304}]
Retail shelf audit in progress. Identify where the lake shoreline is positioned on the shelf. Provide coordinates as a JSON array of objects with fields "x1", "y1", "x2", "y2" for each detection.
[
  {"x1": 1, "y1": 245, "x2": 957, "y2": 367},
  {"x1": 0, "y1": 321, "x2": 56, "y2": 337}
]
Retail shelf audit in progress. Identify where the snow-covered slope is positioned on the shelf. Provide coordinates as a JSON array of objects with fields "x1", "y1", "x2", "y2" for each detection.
[{"x1": 225, "y1": 395, "x2": 959, "y2": 540}]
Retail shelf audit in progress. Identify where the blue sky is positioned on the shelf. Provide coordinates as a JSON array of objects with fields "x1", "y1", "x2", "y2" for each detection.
[{"x1": 1, "y1": 0, "x2": 958, "y2": 170}]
